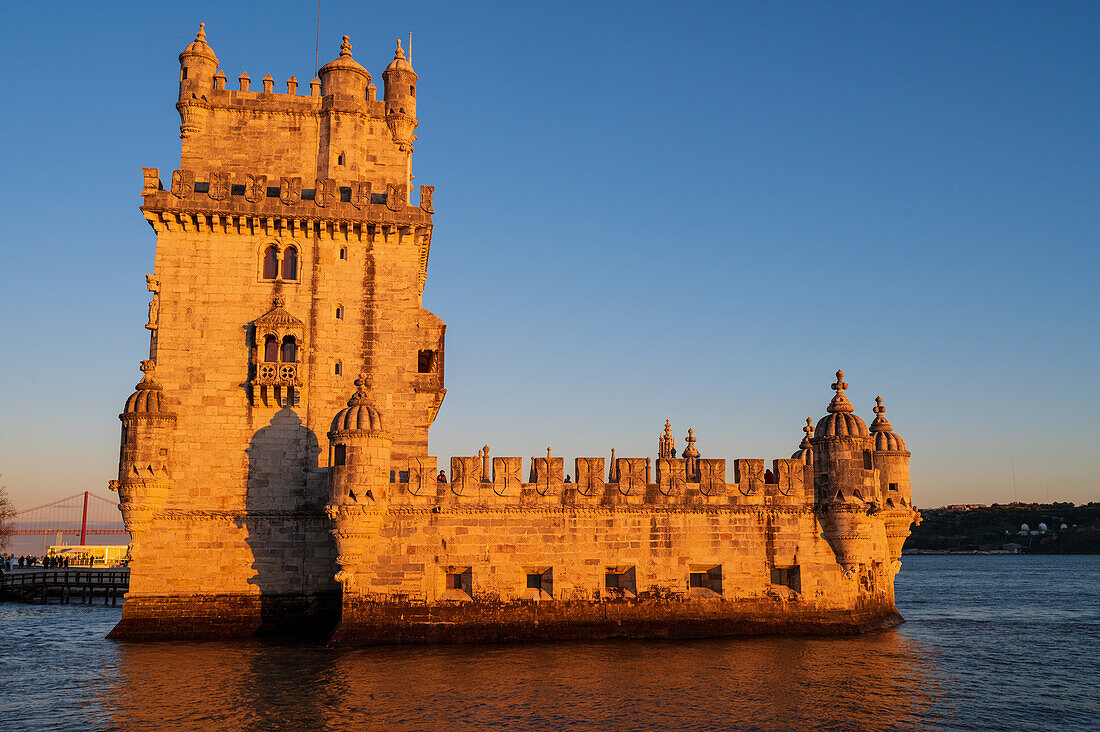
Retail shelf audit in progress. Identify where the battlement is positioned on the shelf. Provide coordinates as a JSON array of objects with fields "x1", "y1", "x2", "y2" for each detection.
[{"x1": 372, "y1": 455, "x2": 817, "y2": 510}]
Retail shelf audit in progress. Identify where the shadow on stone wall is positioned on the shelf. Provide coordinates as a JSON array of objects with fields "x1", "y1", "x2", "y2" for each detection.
[{"x1": 239, "y1": 406, "x2": 339, "y2": 638}]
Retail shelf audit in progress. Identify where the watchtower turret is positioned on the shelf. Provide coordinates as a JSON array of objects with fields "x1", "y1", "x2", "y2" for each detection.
[
  {"x1": 811, "y1": 370, "x2": 878, "y2": 572},
  {"x1": 383, "y1": 39, "x2": 418, "y2": 149},
  {"x1": 870, "y1": 396, "x2": 918, "y2": 559},
  {"x1": 110, "y1": 361, "x2": 177, "y2": 554},
  {"x1": 326, "y1": 375, "x2": 392, "y2": 592},
  {"x1": 177, "y1": 23, "x2": 218, "y2": 139}
]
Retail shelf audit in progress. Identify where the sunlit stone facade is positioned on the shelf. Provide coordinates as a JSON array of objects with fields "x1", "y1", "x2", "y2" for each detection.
[{"x1": 109, "y1": 26, "x2": 919, "y2": 643}]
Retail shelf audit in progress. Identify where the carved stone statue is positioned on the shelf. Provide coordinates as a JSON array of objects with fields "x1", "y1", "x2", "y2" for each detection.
[{"x1": 146, "y1": 274, "x2": 160, "y2": 330}]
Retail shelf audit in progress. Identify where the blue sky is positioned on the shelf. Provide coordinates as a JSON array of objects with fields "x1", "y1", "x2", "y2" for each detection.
[{"x1": 1, "y1": 1, "x2": 1097, "y2": 510}]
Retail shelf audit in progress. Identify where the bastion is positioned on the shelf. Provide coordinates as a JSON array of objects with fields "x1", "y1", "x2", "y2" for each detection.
[{"x1": 107, "y1": 26, "x2": 920, "y2": 644}]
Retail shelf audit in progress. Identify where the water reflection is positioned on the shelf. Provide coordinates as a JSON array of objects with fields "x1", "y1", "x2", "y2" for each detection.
[{"x1": 102, "y1": 630, "x2": 935, "y2": 731}]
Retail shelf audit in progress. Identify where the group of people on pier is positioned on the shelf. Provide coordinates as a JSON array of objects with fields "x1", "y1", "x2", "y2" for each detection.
[{"x1": 0, "y1": 554, "x2": 73, "y2": 571}]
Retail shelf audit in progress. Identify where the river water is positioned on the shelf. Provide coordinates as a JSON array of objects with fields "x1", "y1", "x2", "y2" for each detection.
[{"x1": 1, "y1": 555, "x2": 1097, "y2": 730}]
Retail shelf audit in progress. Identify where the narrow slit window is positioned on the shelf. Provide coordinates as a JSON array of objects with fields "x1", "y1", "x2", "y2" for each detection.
[
  {"x1": 333, "y1": 444, "x2": 347, "y2": 466},
  {"x1": 339, "y1": 247, "x2": 347, "y2": 260},
  {"x1": 336, "y1": 306, "x2": 343, "y2": 319},
  {"x1": 334, "y1": 362, "x2": 342, "y2": 376},
  {"x1": 337, "y1": 152, "x2": 346, "y2": 166}
]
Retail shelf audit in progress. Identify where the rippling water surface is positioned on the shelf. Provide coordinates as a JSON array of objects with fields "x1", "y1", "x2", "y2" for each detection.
[{"x1": 1, "y1": 556, "x2": 1097, "y2": 730}]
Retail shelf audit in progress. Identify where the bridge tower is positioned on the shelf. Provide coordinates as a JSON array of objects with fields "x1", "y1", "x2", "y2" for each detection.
[{"x1": 110, "y1": 25, "x2": 446, "y2": 639}]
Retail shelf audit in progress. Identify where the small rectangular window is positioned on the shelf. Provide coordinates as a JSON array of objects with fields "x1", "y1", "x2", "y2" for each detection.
[
  {"x1": 888, "y1": 482, "x2": 899, "y2": 492},
  {"x1": 689, "y1": 565, "x2": 722, "y2": 595},
  {"x1": 399, "y1": 470, "x2": 410, "y2": 483},
  {"x1": 389, "y1": 470, "x2": 396, "y2": 483},
  {"x1": 605, "y1": 566, "x2": 637, "y2": 597},
  {"x1": 334, "y1": 444, "x2": 347, "y2": 466},
  {"x1": 418, "y1": 349, "x2": 436, "y2": 374},
  {"x1": 770, "y1": 565, "x2": 802, "y2": 593},
  {"x1": 525, "y1": 568, "x2": 553, "y2": 599},
  {"x1": 863, "y1": 450, "x2": 873, "y2": 470},
  {"x1": 443, "y1": 567, "x2": 472, "y2": 599}
]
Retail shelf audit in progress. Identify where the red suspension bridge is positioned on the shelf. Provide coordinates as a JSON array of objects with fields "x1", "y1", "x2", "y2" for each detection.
[{"x1": 11, "y1": 491, "x2": 128, "y2": 545}]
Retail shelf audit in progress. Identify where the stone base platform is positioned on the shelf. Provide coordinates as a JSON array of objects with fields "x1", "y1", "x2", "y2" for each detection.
[
  {"x1": 107, "y1": 592, "x2": 341, "y2": 641},
  {"x1": 327, "y1": 597, "x2": 904, "y2": 647}
]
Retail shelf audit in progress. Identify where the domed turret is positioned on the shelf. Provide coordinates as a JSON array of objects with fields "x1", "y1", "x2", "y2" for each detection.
[
  {"x1": 178, "y1": 23, "x2": 218, "y2": 99},
  {"x1": 383, "y1": 39, "x2": 418, "y2": 147},
  {"x1": 123, "y1": 360, "x2": 172, "y2": 415},
  {"x1": 113, "y1": 361, "x2": 177, "y2": 551},
  {"x1": 177, "y1": 23, "x2": 218, "y2": 138},
  {"x1": 331, "y1": 376, "x2": 385, "y2": 433},
  {"x1": 869, "y1": 395, "x2": 917, "y2": 560},
  {"x1": 791, "y1": 417, "x2": 814, "y2": 465},
  {"x1": 811, "y1": 370, "x2": 878, "y2": 572},
  {"x1": 326, "y1": 374, "x2": 393, "y2": 594},
  {"x1": 815, "y1": 371, "x2": 869, "y2": 438},
  {"x1": 318, "y1": 35, "x2": 372, "y2": 98},
  {"x1": 870, "y1": 396, "x2": 907, "y2": 451}
]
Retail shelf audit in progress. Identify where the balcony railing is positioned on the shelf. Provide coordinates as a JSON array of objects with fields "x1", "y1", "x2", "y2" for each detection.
[{"x1": 254, "y1": 361, "x2": 299, "y2": 386}]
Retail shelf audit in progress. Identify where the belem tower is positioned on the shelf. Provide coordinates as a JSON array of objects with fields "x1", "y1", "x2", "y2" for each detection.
[{"x1": 108, "y1": 25, "x2": 920, "y2": 643}]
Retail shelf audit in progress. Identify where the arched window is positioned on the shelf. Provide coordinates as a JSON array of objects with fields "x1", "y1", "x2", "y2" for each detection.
[
  {"x1": 281, "y1": 336, "x2": 297, "y2": 363},
  {"x1": 335, "y1": 306, "x2": 343, "y2": 320},
  {"x1": 281, "y1": 247, "x2": 298, "y2": 281},
  {"x1": 337, "y1": 152, "x2": 346, "y2": 166},
  {"x1": 339, "y1": 247, "x2": 347, "y2": 260},
  {"x1": 262, "y1": 245, "x2": 279, "y2": 280},
  {"x1": 263, "y1": 335, "x2": 279, "y2": 362},
  {"x1": 334, "y1": 362, "x2": 342, "y2": 376}
]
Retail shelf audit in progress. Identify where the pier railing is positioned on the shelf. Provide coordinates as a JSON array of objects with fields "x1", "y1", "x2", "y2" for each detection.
[{"x1": 0, "y1": 568, "x2": 129, "y2": 605}]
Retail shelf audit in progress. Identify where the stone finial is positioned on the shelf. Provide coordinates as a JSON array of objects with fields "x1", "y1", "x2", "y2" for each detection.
[
  {"x1": 827, "y1": 369, "x2": 855, "y2": 414},
  {"x1": 135, "y1": 359, "x2": 159, "y2": 390},
  {"x1": 658, "y1": 419, "x2": 676, "y2": 460},
  {"x1": 483, "y1": 445, "x2": 490, "y2": 456},
  {"x1": 870, "y1": 396, "x2": 894, "y2": 433},
  {"x1": 196, "y1": 22, "x2": 206, "y2": 43},
  {"x1": 340, "y1": 35, "x2": 352, "y2": 57},
  {"x1": 394, "y1": 38, "x2": 406, "y2": 60},
  {"x1": 546, "y1": 447, "x2": 552, "y2": 460},
  {"x1": 273, "y1": 295, "x2": 286, "y2": 309},
  {"x1": 346, "y1": 373, "x2": 374, "y2": 407},
  {"x1": 140, "y1": 359, "x2": 155, "y2": 375},
  {"x1": 800, "y1": 417, "x2": 814, "y2": 448},
  {"x1": 683, "y1": 429, "x2": 699, "y2": 458}
]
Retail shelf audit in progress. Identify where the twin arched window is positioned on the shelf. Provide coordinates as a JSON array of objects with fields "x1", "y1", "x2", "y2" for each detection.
[
  {"x1": 263, "y1": 335, "x2": 297, "y2": 363},
  {"x1": 261, "y1": 244, "x2": 299, "y2": 281}
]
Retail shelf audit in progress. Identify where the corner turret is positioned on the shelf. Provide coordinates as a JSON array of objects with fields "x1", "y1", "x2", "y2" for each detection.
[
  {"x1": 326, "y1": 375, "x2": 392, "y2": 591},
  {"x1": 811, "y1": 370, "x2": 877, "y2": 572},
  {"x1": 177, "y1": 23, "x2": 218, "y2": 139},
  {"x1": 383, "y1": 39, "x2": 418, "y2": 148},
  {"x1": 110, "y1": 360, "x2": 177, "y2": 554},
  {"x1": 870, "y1": 396, "x2": 918, "y2": 559}
]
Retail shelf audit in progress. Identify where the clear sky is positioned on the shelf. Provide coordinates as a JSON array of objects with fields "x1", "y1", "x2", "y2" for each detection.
[{"x1": 1, "y1": 1, "x2": 1097, "y2": 511}]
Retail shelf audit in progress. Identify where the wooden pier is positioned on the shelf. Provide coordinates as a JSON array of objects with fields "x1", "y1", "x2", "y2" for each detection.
[{"x1": 0, "y1": 568, "x2": 129, "y2": 605}]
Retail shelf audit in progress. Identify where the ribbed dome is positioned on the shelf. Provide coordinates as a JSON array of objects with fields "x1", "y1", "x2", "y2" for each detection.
[
  {"x1": 385, "y1": 39, "x2": 414, "y2": 74},
  {"x1": 791, "y1": 417, "x2": 814, "y2": 464},
  {"x1": 814, "y1": 370, "x2": 870, "y2": 438},
  {"x1": 318, "y1": 36, "x2": 371, "y2": 81},
  {"x1": 180, "y1": 23, "x2": 218, "y2": 64},
  {"x1": 123, "y1": 361, "x2": 171, "y2": 415},
  {"x1": 870, "y1": 396, "x2": 907, "y2": 451},
  {"x1": 331, "y1": 375, "x2": 384, "y2": 433}
]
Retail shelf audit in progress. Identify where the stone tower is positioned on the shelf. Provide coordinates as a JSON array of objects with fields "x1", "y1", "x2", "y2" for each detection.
[{"x1": 110, "y1": 26, "x2": 444, "y2": 638}]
